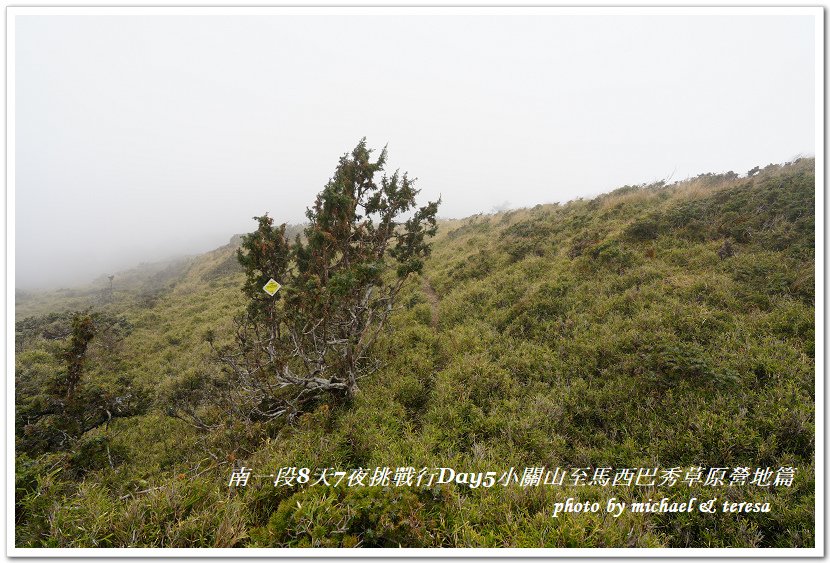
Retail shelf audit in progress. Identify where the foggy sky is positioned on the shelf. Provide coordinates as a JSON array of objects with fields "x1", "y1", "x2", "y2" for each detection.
[{"x1": 14, "y1": 12, "x2": 816, "y2": 289}]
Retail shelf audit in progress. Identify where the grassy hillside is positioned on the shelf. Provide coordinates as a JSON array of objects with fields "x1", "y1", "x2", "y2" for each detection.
[{"x1": 15, "y1": 159, "x2": 815, "y2": 548}]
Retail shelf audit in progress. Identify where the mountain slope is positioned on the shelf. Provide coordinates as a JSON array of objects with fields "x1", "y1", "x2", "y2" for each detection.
[{"x1": 15, "y1": 158, "x2": 815, "y2": 548}]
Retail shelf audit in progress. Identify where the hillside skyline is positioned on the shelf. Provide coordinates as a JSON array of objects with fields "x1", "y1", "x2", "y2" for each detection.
[{"x1": 15, "y1": 154, "x2": 813, "y2": 292}]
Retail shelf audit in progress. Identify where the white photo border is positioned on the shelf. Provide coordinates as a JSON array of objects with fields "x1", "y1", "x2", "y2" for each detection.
[{"x1": 5, "y1": 5, "x2": 824, "y2": 558}]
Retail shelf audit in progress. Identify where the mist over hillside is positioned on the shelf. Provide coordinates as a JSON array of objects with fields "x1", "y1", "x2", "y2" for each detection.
[
  {"x1": 15, "y1": 12, "x2": 815, "y2": 299},
  {"x1": 14, "y1": 233, "x2": 239, "y2": 291},
  {"x1": 14, "y1": 158, "x2": 807, "y2": 296}
]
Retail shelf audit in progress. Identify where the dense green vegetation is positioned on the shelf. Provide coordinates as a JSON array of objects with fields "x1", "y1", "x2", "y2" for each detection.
[{"x1": 15, "y1": 158, "x2": 815, "y2": 548}]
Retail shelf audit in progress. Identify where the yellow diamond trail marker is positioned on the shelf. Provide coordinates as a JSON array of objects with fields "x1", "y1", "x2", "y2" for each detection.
[{"x1": 262, "y1": 278, "x2": 282, "y2": 296}]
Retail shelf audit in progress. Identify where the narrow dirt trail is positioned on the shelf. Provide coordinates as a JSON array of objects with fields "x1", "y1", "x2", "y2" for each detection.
[{"x1": 421, "y1": 276, "x2": 440, "y2": 330}]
